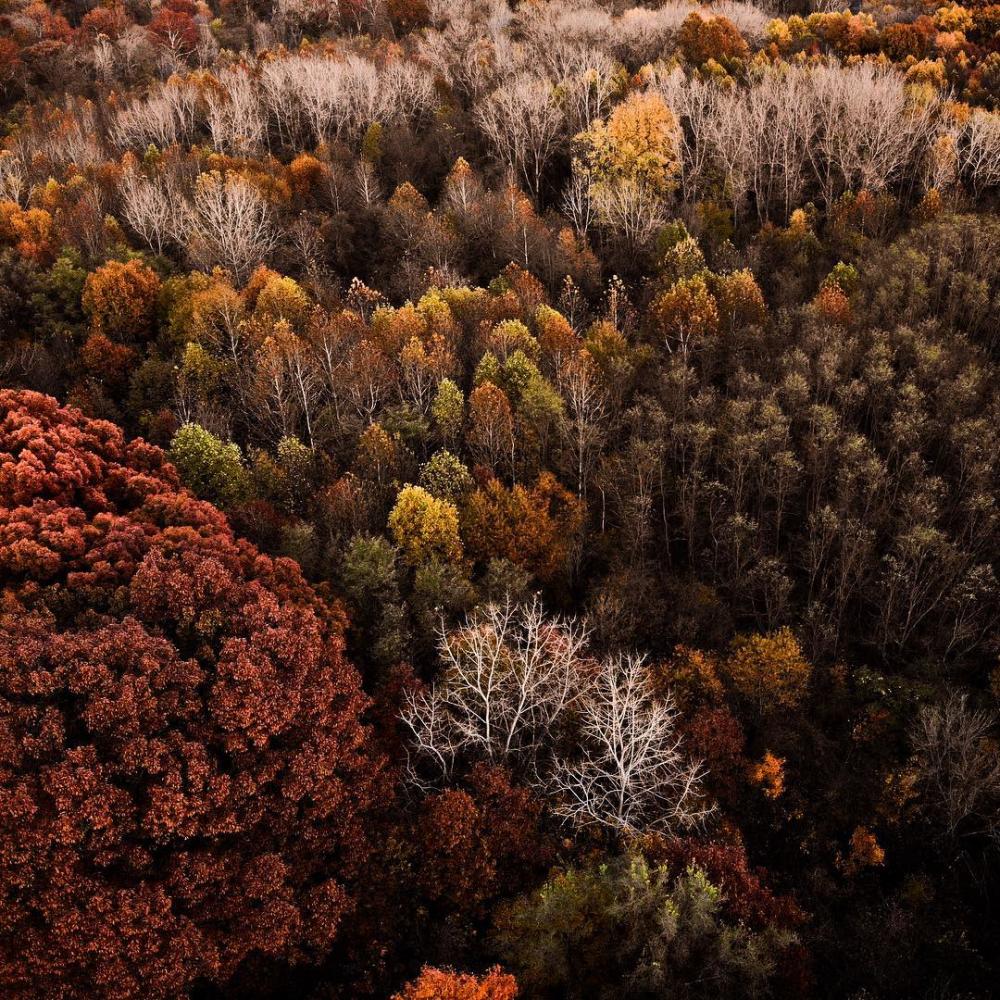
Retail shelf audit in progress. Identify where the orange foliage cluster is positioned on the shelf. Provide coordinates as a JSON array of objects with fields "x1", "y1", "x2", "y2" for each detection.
[{"x1": 393, "y1": 965, "x2": 518, "y2": 1000}]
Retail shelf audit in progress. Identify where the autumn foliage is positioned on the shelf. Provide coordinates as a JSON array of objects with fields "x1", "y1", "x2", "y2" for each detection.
[
  {"x1": 393, "y1": 965, "x2": 518, "y2": 1000},
  {"x1": 1, "y1": 0, "x2": 1000, "y2": 995},
  {"x1": 0, "y1": 391, "x2": 383, "y2": 999}
]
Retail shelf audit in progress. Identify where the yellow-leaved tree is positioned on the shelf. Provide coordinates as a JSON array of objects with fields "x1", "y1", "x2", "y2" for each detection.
[
  {"x1": 389, "y1": 485, "x2": 464, "y2": 567},
  {"x1": 577, "y1": 91, "x2": 681, "y2": 196},
  {"x1": 721, "y1": 627, "x2": 812, "y2": 717},
  {"x1": 570, "y1": 92, "x2": 681, "y2": 250}
]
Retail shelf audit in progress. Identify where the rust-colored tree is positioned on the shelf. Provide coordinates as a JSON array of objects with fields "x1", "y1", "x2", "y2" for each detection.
[
  {"x1": 0, "y1": 390, "x2": 384, "y2": 1000},
  {"x1": 461, "y1": 472, "x2": 583, "y2": 585},
  {"x1": 81, "y1": 258, "x2": 161, "y2": 342}
]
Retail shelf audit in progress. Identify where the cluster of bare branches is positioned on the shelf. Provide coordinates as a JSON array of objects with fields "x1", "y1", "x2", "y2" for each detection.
[
  {"x1": 651, "y1": 62, "x2": 941, "y2": 221},
  {"x1": 476, "y1": 76, "x2": 568, "y2": 199},
  {"x1": 111, "y1": 53, "x2": 437, "y2": 155},
  {"x1": 401, "y1": 598, "x2": 711, "y2": 834},
  {"x1": 958, "y1": 110, "x2": 1000, "y2": 196},
  {"x1": 551, "y1": 652, "x2": 713, "y2": 832},
  {"x1": 120, "y1": 165, "x2": 277, "y2": 283},
  {"x1": 401, "y1": 598, "x2": 589, "y2": 775},
  {"x1": 911, "y1": 694, "x2": 1000, "y2": 842}
]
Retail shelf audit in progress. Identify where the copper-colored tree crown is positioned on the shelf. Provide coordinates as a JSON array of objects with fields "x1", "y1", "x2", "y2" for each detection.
[{"x1": 0, "y1": 390, "x2": 382, "y2": 1000}]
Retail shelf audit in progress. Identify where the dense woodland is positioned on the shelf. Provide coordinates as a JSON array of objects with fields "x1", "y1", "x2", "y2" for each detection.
[{"x1": 0, "y1": 0, "x2": 999, "y2": 997}]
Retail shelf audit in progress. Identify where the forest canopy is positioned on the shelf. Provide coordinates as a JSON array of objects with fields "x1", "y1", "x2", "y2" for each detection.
[{"x1": 0, "y1": 0, "x2": 998, "y2": 998}]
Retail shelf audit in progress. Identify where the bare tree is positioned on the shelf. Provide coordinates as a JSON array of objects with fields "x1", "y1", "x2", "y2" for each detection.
[
  {"x1": 592, "y1": 174, "x2": 670, "y2": 252},
  {"x1": 206, "y1": 66, "x2": 267, "y2": 155},
  {"x1": 116, "y1": 26, "x2": 157, "y2": 85},
  {"x1": 960, "y1": 110, "x2": 1000, "y2": 196},
  {"x1": 401, "y1": 685, "x2": 463, "y2": 785},
  {"x1": 911, "y1": 693, "x2": 1000, "y2": 841},
  {"x1": 559, "y1": 350, "x2": 608, "y2": 497},
  {"x1": 548, "y1": 651, "x2": 712, "y2": 834},
  {"x1": 183, "y1": 171, "x2": 278, "y2": 284},
  {"x1": 808, "y1": 63, "x2": 937, "y2": 207},
  {"x1": 252, "y1": 326, "x2": 323, "y2": 447},
  {"x1": 476, "y1": 74, "x2": 567, "y2": 199},
  {"x1": 562, "y1": 162, "x2": 594, "y2": 236},
  {"x1": 417, "y1": 4, "x2": 516, "y2": 103},
  {"x1": 112, "y1": 78, "x2": 201, "y2": 150},
  {"x1": 611, "y1": 2, "x2": 688, "y2": 64},
  {"x1": 401, "y1": 598, "x2": 590, "y2": 771},
  {"x1": 259, "y1": 54, "x2": 436, "y2": 150},
  {"x1": 119, "y1": 167, "x2": 180, "y2": 256},
  {"x1": 90, "y1": 35, "x2": 116, "y2": 84},
  {"x1": 652, "y1": 63, "x2": 941, "y2": 222},
  {"x1": 0, "y1": 151, "x2": 24, "y2": 205},
  {"x1": 550, "y1": 46, "x2": 617, "y2": 132}
]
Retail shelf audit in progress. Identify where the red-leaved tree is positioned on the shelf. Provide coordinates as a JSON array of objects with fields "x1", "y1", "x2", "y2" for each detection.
[{"x1": 0, "y1": 390, "x2": 384, "y2": 999}]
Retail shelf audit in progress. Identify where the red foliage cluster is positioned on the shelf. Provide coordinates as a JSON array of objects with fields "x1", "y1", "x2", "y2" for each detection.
[
  {"x1": 680, "y1": 705, "x2": 747, "y2": 806},
  {"x1": 0, "y1": 390, "x2": 384, "y2": 999},
  {"x1": 412, "y1": 764, "x2": 554, "y2": 917},
  {"x1": 646, "y1": 835, "x2": 805, "y2": 931}
]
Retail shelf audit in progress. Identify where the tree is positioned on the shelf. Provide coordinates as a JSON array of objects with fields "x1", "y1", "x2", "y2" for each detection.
[
  {"x1": 468, "y1": 382, "x2": 515, "y2": 476},
  {"x1": 184, "y1": 172, "x2": 278, "y2": 284},
  {"x1": 576, "y1": 91, "x2": 681, "y2": 196},
  {"x1": 573, "y1": 91, "x2": 681, "y2": 251},
  {"x1": 461, "y1": 473, "x2": 583, "y2": 585},
  {"x1": 388, "y1": 485, "x2": 464, "y2": 567},
  {"x1": 393, "y1": 966, "x2": 518, "y2": 1000},
  {"x1": 411, "y1": 789, "x2": 497, "y2": 913},
  {"x1": 431, "y1": 379, "x2": 465, "y2": 446},
  {"x1": 711, "y1": 269, "x2": 767, "y2": 331},
  {"x1": 420, "y1": 450, "x2": 474, "y2": 504},
  {"x1": 81, "y1": 258, "x2": 161, "y2": 341},
  {"x1": 910, "y1": 693, "x2": 1000, "y2": 840},
  {"x1": 721, "y1": 628, "x2": 812, "y2": 717},
  {"x1": 169, "y1": 422, "x2": 251, "y2": 508},
  {"x1": 0, "y1": 390, "x2": 383, "y2": 1000},
  {"x1": 649, "y1": 275, "x2": 720, "y2": 358},
  {"x1": 547, "y1": 652, "x2": 712, "y2": 834},
  {"x1": 401, "y1": 599, "x2": 589, "y2": 776},
  {"x1": 476, "y1": 75, "x2": 567, "y2": 199},
  {"x1": 253, "y1": 271, "x2": 312, "y2": 331},
  {"x1": 148, "y1": 5, "x2": 199, "y2": 63},
  {"x1": 678, "y1": 13, "x2": 749, "y2": 66}
]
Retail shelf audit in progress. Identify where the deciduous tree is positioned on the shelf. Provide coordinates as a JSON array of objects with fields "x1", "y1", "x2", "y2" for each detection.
[{"x1": 0, "y1": 390, "x2": 384, "y2": 1000}]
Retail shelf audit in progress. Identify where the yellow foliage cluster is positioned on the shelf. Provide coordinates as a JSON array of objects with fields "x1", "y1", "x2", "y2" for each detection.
[
  {"x1": 389, "y1": 484, "x2": 464, "y2": 567},
  {"x1": 576, "y1": 92, "x2": 681, "y2": 197},
  {"x1": 722, "y1": 627, "x2": 812, "y2": 715}
]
